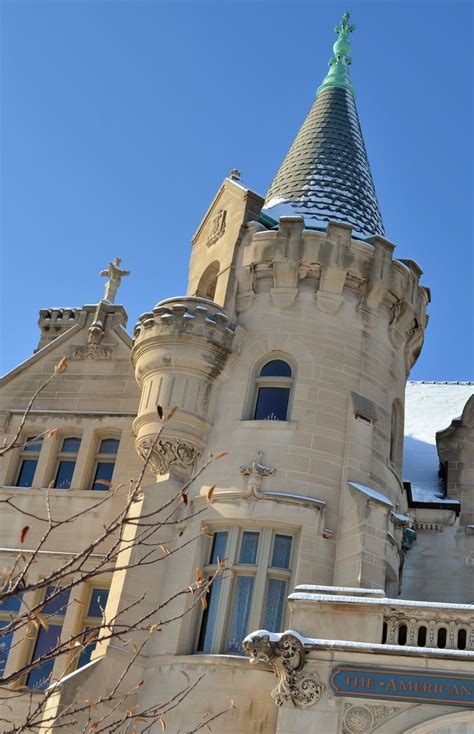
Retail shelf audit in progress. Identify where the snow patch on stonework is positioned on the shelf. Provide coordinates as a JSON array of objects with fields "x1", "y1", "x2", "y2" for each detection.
[{"x1": 404, "y1": 382, "x2": 474, "y2": 502}]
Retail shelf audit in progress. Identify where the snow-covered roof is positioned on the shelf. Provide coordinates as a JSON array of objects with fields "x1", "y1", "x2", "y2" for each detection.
[{"x1": 403, "y1": 382, "x2": 474, "y2": 503}]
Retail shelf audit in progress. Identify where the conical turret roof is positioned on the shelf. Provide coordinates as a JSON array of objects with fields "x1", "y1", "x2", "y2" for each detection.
[{"x1": 263, "y1": 13, "x2": 384, "y2": 239}]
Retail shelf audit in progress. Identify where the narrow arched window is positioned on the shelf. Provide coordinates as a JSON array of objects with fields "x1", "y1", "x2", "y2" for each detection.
[
  {"x1": 390, "y1": 399, "x2": 403, "y2": 467},
  {"x1": 196, "y1": 261, "x2": 220, "y2": 301},
  {"x1": 253, "y1": 359, "x2": 293, "y2": 421},
  {"x1": 53, "y1": 437, "x2": 81, "y2": 489},
  {"x1": 91, "y1": 437, "x2": 120, "y2": 490}
]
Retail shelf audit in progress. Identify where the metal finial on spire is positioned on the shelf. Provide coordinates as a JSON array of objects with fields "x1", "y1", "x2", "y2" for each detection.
[{"x1": 317, "y1": 11, "x2": 356, "y2": 99}]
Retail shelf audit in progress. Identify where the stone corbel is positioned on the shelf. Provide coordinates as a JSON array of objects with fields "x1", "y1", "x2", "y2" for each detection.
[
  {"x1": 388, "y1": 300, "x2": 413, "y2": 347},
  {"x1": 243, "y1": 632, "x2": 324, "y2": 708},
  {"x1": 240, "y1": 452, "x2": 275, "y2": 497},
  {"x1": 316, "y1": 266, "x2": 347, "y2": 313},
  {"x1": 136, "y1": 435, "x2": 201, "y2": 477},
  {"x1": 271, "y1": 261, "x2": 298, "y2": 309},
  {"x1": 236, "y1": 264, "x2": 256, "y2": 313}
]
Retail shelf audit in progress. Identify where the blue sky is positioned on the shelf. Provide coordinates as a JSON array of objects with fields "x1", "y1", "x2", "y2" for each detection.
[{"x1": 1, "y1": 0, "x2": 473, "y2": 379}]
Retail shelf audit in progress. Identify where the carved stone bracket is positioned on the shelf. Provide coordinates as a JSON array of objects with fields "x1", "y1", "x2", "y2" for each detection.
[
  {"x1": 136, "y1": 436, "x2": 201, "y2": 477},
  {"x1": 243, "y1": 632, "x2": 324, "y2": 708},
  {"x1": 240, "y1": 452, "x2": 275, "y2": 497},
  {"x1": 343, "y1": 703, "x2": 398, "y2": 733}
]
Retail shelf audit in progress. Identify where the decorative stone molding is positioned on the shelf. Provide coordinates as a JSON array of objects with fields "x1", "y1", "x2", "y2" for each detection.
[
  {"x1": 88, "y1": 319, "x2": 105, "y2": 345},
  {"x1": 240, "y1": 451, "x2": 275, "y2": 497},
  {"x1": 413, "y1": 522, "x2": 444, "y2": 532},
  {"x1": 136, "y1": 436, "x2": 201, "y2": 477},
  {"x1": 243, "y1": 632, "x2": 324, "y2": 708},
  {"x1": 71, "y1": 344, "x2": 114, "y2": 360},
  {"x1": 207, "y1": 208, "x2": 226, "y2": 246},
  {"x1": 343, "y1": 703, "x2": 397, "y2": 733}
]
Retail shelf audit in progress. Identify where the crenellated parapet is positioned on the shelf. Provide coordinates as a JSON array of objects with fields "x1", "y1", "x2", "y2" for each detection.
[
  {"x1": 132, "y1": 297, "x2": 244, "y2": 477},
  {"x1": 236, "y1": 218, "x2": 429, "y2": 374}
]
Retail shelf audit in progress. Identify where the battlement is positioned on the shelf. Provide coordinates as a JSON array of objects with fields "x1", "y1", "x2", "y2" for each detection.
[{"x1": 36, "y1": 307, "x2": 82, "y2": 350}]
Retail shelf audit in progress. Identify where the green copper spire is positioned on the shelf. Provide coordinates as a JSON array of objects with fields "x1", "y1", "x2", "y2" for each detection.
[{"x1": 317, "y1": 11, "x2": 356, "y2": 99}]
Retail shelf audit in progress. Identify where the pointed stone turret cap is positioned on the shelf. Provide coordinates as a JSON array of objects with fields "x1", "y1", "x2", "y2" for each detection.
[{"x1": 263, "y1": 12, "x2": 385, "y2": 239}]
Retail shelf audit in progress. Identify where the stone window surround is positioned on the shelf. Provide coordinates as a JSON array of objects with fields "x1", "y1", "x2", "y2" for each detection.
[
  {"x1": 195, "y1": 524, "x2": 297, "y2": 655},
  {"x1": 244, "y1": 352, "x2": 297, "y2": 422},
  {"x1": 2, "y1": 425, "x2": 122, "y2": 492},
  {"x1": 6, "y1": 578, "x2": 111, "y2": 690}
]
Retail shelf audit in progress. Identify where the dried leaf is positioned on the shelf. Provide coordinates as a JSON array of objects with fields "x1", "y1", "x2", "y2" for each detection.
[
  {"x1": 89, "y1": 724, "x2": 98, "y2": 732},
  {"x1": 20, "y1": 526, "x2": 30, "y2": 544},
  {"x1": 133, "y1": 717, "x2": 146, "y2": 723},
  {"x1": 83, "y1": 631, "x2": 97, "y2": 646},
  {"x1": 157, "y1": 405, "x2": 164, "y2": 420},
  {"x1": 206, "y1": 725, "x2": 212, "y2": 732},
  {"x1": 188, "y1": 585, "x2": 195, "y2": 594},
  {"x1": 165, "y1": 406, "x2": 178, "y2": 422},
  {"x1": 195, "y1": 568, "x2": 205, "y2": 587},
  {"x1": 180, "y1": 491, "x2": 188, "y2": 505},
  {"x1": 48, "y1": 480, "x2": 55, "y2": 488},
  {"x1": 200, "y1": 594, "x2": 208, "y2": 610},
  {"x1": 94, "y1": 479, "x2": 112, "y2": 488},
  {"x1": 47, "y1": 428, "x2": 59, "y2": 438},
  {"x1": 206, "y1": 485, "x2": 216, "y2": 504},
  {"x1": 55, "y1": 356, "x2": 68, "y2": 374},
  {"x1": 159, "y1": 544, "x2": 171, "y2": 556},
  {"x1": 138, "y1": 679, "x2": 144, "y2": 686},
  {"x1": 149, "y1": 623, "x2": 161, "y2": 633},
  {"x1": 132, "y1": 642, "x2": 139, "y2": 653},
  {"x1": 35, "y1": 612, "x2": 49, "y2": 631},
  {"x1": 159, "y1": 718, "x2": 166, "y2": 731},
  {"x1": 73, "y1": 597, "x2": 86, "y2": 606},
  {"x1": 229, "y1": 699, "x2": 235, "y2": 709},
  {"x1": 83, "y1": 698, "x2": 97, "y2": 709},
  {"x1": 213, "y1": 451, "x2": 229, "y2": 460}
]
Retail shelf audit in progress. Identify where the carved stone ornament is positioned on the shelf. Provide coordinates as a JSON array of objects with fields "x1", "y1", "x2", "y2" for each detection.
[
  {"x1": 136, "y1": 436, "x2": 200, "y2": 476},
  {"x1": 71, "y1": 344, "x2": 113, "y2": 360},
  {"x1": 207, "y1": 208, "x2": 227, "y2": 247},
  {"x1": 243, "y1": 632, "x2": 324, "y2": 709},
  {"x1": 88, "y1": 319, "x2": 105, "y2": 345},
  {"x1": 343, "y1": 703, "x2": 397, "y2": 733},
  {"x1": 240, "y1": 452, "x2": 275, "y2": 497}
]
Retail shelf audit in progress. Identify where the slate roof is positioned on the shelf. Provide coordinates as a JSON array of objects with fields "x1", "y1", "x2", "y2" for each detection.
[{"x1": 263, "y1": 86, "x2": 385, "y2": 239}]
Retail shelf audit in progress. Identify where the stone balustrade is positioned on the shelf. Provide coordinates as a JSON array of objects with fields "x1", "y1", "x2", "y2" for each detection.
[{"x1": 382, "y1": 611, "x2": 474, "y2": 651}]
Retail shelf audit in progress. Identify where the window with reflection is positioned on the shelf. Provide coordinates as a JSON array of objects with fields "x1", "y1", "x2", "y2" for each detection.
[
  {"x1": 76, "y1": 587, "x2": 110, "y2": 668},
  {"x1": 27, "y1": 586, "x2": 70, "y2": 690},
  {"x1": 15, "y1": 438, "x2": 42, "y2": 487},
  {"x1": 53, "y1": 437, "x2": 81, "y2": 489},
  {"x1": 389, "y1": 399, "x2": 403, "y2": 468},
  {"x1": 197, "y1": 528, "x2": 293, "y2": 655},
  {"x1": 253, "y1": 359, "x2": 293, "y2": 421},
  {"x1": 0, "y1": 589, "x2": 23, "y2": 675},
  {"x1": 91, "y1": 437, "x2": 119, "y2": 490}
]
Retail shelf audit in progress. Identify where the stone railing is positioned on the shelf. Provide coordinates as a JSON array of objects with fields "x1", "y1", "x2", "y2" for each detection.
[{"x1": 382, "y1": 613, "x2": 474, "y2": 651}]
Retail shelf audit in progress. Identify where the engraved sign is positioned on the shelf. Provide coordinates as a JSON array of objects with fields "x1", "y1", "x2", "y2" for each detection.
[{"x1": 331, "y1": 666, "x2": 474, "y2": 708}]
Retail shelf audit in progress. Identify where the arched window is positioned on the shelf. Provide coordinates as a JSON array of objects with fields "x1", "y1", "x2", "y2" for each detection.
[
  {"x1": 15, "y1": 437, "x2": 42, "y2": 487},
  {"x1": 253, "y1": 359, "x2": 293, "y2": 421},
  {"x1": 389, "y1": 399, "x2": 403, "y2": 467},
  {"x1": 91, "y1": 437, "x2": 120, "y2": 490},
  {"x1": 196, "y1": 261, "x2": 219, "y2": 301},
  {"x1": 53, "y1": 437, "x2": 81, "y2": 489}
]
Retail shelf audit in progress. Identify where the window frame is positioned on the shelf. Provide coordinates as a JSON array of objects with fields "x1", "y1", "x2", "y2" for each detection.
[
  {"x1": 74, "y1": 585, "x2": 110, "y2": 669},
  {"x1": 14, "y1": 436, "x2": 43, "y2": 488},
  {"x1": 25, "y1": 585, "x2": 70, "y2": 691},
  {"x1": 52, "y1": 435, "x2": 82, "y2": 490},
  {"x1": 89, "y1": 436, "x2": 120, "y2": 491},
  {"x1": 195, "y1": 526, "x2": 295, "y2": 655},
  {"x1": 247, "y1": 354, "x2": 296, "y2": 422}
]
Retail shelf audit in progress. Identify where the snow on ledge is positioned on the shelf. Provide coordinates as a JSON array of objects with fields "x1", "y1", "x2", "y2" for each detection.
[
  {"x1": 348, "y1": 482, "x2": 393, "y2": 508},
  {"x1": 288, "y1": 592, "x2": 474, "y2": 611}
]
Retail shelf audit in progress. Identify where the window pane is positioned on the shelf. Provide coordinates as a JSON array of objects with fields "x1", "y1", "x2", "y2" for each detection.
[
  {"x1": 0, "y1": 620, "x2": 14, "y2": 675},
  {"x1": 225, "y1": 576, "x2": 254, "y2": 654},
  {"x1": 88, "y1": 589, "x2": 109, "y2": 618},
  {"x1": 99, "y1": 438, "x2": 119, "y2": 454},
  {"x1": 238, "y1": 532, "x2": 259, "y2": 565},
  {"x1": 54, "y1": 460, "x2": 76, "y2": 489},
  {"x1": 43, "y1": 587, "x2": 70, "y2": 616},
  {"x1": 271, "y1": 535, "x2": 292, "y2": 569},
  {"x1": 0, "y1": 592, "x2": 23, "y2": 613},
  {"x1": 259, "y1": 360, "x2": 292, "y2": 377},
  {"x1": 92, "y1": 462, "x2": 115, "y2": 490},
  {"x1": 77, "y1": 626, "x2": 98, "y2": 668},
  {"x1": 16, "y1": 459, "x2": 38, "y2": 487},
  {"x1": 27, "y1": 624, "x2": 62, "y2": 690},
  {"x1": 254, "y1": 387, "x2": 289, "y2": 421},
  {"x1": 197, "y1": 576, "x2": 222, "y2": 653},
  {"x1": 61, "y1": 437, "x2": 81, "y2": 453},
  {"x1": 24, "y1": 440, "x2": 42, "y2": 452},
  {"x1": 209, "y1": 532, "x2": 228, "y2": 564},
  {"x1": 263, "y1": 578, "x2": 287, "y2": 632}
]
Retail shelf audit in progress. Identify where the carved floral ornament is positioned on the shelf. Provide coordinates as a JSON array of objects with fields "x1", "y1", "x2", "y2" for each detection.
[
  {"x1": 242, "y1": 632, "x2": 324, "y2": 708},
  {"x1": 343, "y1": 703, "x2": 398, "y2": 734},
  {"x1": 136, "y1": 436, "x2": 201, "y2": 476}
]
